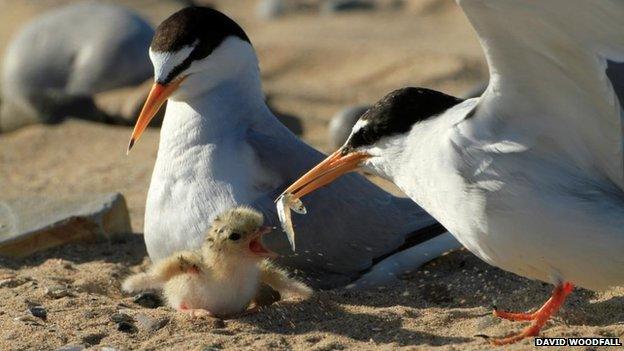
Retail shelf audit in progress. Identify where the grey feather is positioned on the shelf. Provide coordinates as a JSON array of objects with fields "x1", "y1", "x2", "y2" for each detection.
[{"x1": 247, "y1": 121, "x2": 443, "y2": 280}]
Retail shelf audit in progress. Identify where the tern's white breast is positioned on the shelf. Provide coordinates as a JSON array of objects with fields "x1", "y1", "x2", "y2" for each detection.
[
  {"x1": 379, "y1": 104, "x2": 624, "y2": 291},
  {"x1": 143, "y1": 100, "x2": 279, "y2": 261}
]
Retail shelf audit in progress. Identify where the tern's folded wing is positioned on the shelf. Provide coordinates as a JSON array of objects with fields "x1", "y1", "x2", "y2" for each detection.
[{"x1": 246, "y1": 127, "x2": 447, "y2": 278}]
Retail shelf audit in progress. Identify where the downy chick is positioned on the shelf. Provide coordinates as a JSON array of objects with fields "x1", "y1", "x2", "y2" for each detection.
[{"x1": 122, "y1": 207, "x2": 312, "y2": 317}]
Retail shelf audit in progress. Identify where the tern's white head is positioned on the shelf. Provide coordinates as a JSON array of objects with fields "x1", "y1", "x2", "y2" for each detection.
[
  {"x1": 282, "y1": 87, "x2": 464, "y2": 199},
  {"x1": 128, "y1": 7, "x2": 259, "y2": 151}
]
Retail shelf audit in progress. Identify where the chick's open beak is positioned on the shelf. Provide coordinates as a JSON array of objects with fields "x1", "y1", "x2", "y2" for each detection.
[
  {"x1": 127, "y1": 76, "x2": 186, "y2": 153},
  {"x1": 281, "y1": 149, "x2": 370, "y2": 200},
  {"x1": 249, "y1": 226, "x2": 277, "y2": 257}
]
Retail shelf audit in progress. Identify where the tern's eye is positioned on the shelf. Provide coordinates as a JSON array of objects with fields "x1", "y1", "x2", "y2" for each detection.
[{"x1": 228, "y1": 233, "x2": 241, "y2": 241}]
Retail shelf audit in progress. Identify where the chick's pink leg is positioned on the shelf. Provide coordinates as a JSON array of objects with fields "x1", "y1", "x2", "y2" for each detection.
[{"x1": 178, "y1": 304, "x2": 212, "y2": 318}]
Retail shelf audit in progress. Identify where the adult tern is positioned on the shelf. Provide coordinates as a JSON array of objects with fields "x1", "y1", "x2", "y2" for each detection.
[
  {"x1": 126, "y1": 7, "x2": 460, "y2": 288},
  {"x1": 282, "y1": 0, "x2": 624, "y2": 343},
  {"x1": 1, "y1": 3, "x2": 154, "y2": 131}
]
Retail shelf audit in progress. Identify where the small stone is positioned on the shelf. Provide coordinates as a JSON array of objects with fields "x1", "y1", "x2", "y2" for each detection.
[
  {"x1": 117, "y1": 321, "x2": 137, "y2": 334},
  {"x1": 117, "y1": 308, "x2": 135, "y2": 316},
  {"x1": 81, "y1": 332, "x2": 106, "y2": 346},
  {"x1": 134, "y1": 314, "x2": 154, "y2": 329},
  {"x1": 56, "y1": 345, "x2": 84, "y2": 351},
  {"x1": 135, "y1": 314, "x2": 169, "y2": 332},
  {"x1": 110, "y1": 313, "x2": 133, "y2": 324},
  {"x1": 133, "y1": 292, "x2": 162, "y2": 308},
  {"x1": 304, "y1": 335, "x2": 322, "y2": 344},
  {"x1": 213, "y1": 319, "x2": 226, "y2": 329},
  {"x1": 24, "y1": 298, "x2": 41, "y2": 307},
  {"x1": 322, "y1": 0, "x2": 375, "y2": 14},
  {"x1": 256, "y1": 0, "x2": 286, "y2": 19},
  {"x1": 28, "y1": 306, "x2": 47, "y2": 320},
  {"x1": 4, "y1": 330, "x2": 18, "y2": 340},
  {"x1": 328, "y1": 105, "x2": 370, "y2": 149},
  {"x1": 14, "y1": 315, "x2": 43, "y2": 325},
  {"x1": 151, "y1": 317, "x2": 169, "y2": 332},
  {"x1": 44, "y1": 285, "x2": 71, "y2": 299},
  {"x1": 0, "y1": 276, "x2": 30, "y2": 288}
]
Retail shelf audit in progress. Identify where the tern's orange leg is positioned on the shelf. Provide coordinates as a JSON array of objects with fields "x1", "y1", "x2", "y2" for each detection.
[
  {"x1": 487, "y1": 282, "x2": 574, "y2": 345},
  {"x1": 493, "y1": 296, "x2": 555, "y2": 321}
]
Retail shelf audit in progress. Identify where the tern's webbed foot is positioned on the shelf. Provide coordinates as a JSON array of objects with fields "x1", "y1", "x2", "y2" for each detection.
[{"x1": 480, "y1": 282, "x2": 574, "y2": 345}]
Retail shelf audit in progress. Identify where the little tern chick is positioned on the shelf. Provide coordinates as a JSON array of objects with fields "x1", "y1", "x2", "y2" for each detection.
[{"x1": 123, "y1": 207, "x2": 312, "y2": 318}]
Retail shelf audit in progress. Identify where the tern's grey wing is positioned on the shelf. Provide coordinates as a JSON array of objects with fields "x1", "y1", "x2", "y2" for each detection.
[{"x1": 246, "y1": 126, "x2": 442, "y2": 278}]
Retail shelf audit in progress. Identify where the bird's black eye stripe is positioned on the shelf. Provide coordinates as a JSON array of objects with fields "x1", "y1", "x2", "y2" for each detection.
[
  {"x1": 343, "y1": 87, "x2": 463, "y2": 150},
  {"x1": 151, "y1": 7, "x2": 251, "y2": 84},
  {"x1": 348, "y1": 129, "x2": 376, "y2": 150},
  {"x1": 228, "y1": 233, "x2": 241, "y2": 241}
]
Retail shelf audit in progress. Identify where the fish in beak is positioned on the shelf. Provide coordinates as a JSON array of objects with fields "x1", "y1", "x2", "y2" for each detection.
[
  {"x1": 280, "y1": 149, "x2": 370, "y2": 201},
  {"x1": 127, "y1": 76, "x2": 186, "y2": 153},
  {"x1": 275, "y1": 149, "x2": 369, "y2": 250}
]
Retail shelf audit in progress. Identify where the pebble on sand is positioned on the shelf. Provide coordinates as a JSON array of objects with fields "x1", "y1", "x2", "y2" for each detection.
[
  {"x1": 132, "y1": 291, "x2": 163, "y2": 309},
  {"x1": 322, "y1": 0, "x2": 376, "y2": 14},
  {"x1": 110, "y1": 313, "x2": 134, "y2": 324},
  {"x1": 256, "y1": 0, "x2": 287, "y2": 19},
  {"x1": 328, "y1": 105, "x2": 370, "y2": 149},
  {"x1": 44, "y1": 285, "x2": 72, "y2": 299},
  {"x1": 117, "y1": 321, "x2": 138, "y2": 334},
  {"x1": 27, "y1": 306, "x2": 47, "y2": 320}
]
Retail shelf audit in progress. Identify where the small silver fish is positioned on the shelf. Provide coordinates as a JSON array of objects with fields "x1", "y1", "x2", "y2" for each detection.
[{"x1": 276, "y1": 193, "x2": 307, "y2": 250}]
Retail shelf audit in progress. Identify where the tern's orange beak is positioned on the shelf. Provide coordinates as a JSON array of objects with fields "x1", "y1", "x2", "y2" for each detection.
[
  {"x1": 281, "y1": 149, "x2": 370, "y2": 200},
  {"x1": 127, "y1": 77, "x2": 186, "y2": 153}
]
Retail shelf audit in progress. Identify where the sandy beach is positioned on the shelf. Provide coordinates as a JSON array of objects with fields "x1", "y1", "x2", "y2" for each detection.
[{"x1": 1, "y1": 0, "x2": 623, "y2": 350}]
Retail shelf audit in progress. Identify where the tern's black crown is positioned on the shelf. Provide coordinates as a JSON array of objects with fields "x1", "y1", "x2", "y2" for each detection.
[
  {"x1": 151, "y1": 7, "x2": 251, "y2": 84},
  {"x1": 344, "y1": 87, "x2": 462, "y2": 151}
]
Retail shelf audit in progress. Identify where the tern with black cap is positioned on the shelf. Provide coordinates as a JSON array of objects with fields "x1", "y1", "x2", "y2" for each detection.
[
  {"x1": 282, "y1": 0, "x2": 624, "y2": 344},
  {"x1": 126, "y1": 7, "x2": 460, "y2": 288}
]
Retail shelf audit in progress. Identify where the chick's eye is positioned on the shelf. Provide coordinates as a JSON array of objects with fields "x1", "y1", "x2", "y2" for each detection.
[{"x1": 228, "y1": 233, "x2": 241, "y2": 241}]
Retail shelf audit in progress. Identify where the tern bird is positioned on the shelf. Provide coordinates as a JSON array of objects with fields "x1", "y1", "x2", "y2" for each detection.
[
  {"x1": 1, "y1": 2, "x2": 154, "y2": 131},
  {"x1": 126, "y1": 7, "x2": 460, "y2": 289},
  {"x1": 282, "y1": 0, "x2": 624, "y2": 344}
]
